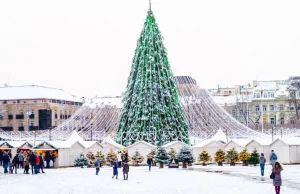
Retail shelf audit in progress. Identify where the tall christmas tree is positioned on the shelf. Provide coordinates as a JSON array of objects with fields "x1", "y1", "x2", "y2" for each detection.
[{"x1": 116, "y1": 4, "x2": 189, "y2": 146}]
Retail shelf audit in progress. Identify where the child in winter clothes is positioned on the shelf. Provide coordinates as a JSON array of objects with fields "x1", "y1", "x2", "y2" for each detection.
[
  {"x1": 112, "y1": 158, "x2": 118, "y2": 179},
  {"x1": 9, "y1": 162, "x2": 14, "y2": 174},
  {"x1": 95, "y1": 159, "x2": 100, "y2": 175},
  {"x1": 272, "y1": 162, "x2": 283, "y2": 194}
]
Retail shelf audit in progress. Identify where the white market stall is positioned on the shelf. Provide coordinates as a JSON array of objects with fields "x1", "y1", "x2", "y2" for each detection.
[{"x1": 127, "y1": 141, "x2": 156, "y2": 164}]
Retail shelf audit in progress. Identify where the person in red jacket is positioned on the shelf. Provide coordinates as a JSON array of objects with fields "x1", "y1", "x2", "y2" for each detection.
[{"x1": 35, "y1": 154, "x2": 40, "y2": 174}]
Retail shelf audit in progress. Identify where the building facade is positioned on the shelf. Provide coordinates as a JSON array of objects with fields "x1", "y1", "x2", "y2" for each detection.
[
  {"x1": 0, "y1": 85, "x2": 83, "y2": 131},
  {"x1": 211, "y1": 78, "x2": 300, "y2": 129}
]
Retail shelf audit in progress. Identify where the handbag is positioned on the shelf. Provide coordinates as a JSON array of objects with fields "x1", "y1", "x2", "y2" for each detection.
[{"x1": 270, "y1": 172, "x2": 275, "y2": 179}]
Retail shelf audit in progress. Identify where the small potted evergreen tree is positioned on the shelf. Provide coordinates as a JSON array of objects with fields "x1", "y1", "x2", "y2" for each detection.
[
  {"x1": 131, "y1": 150, "x2": 144, "y2": 167},
  {"x1": 177, "y1": 145, "x2": 194, "y2": 168},
  {"x1": 239, "y1": 148, "x2": 250, "y2": 166},
  {"x1": 225, "y1": 148, "x2": 239, "y2": 166},
  {"x1": 198, "y1": 149, "x2": 211, "y2": 166},
  {"x1": 247, "y1": 148, "x2": 260, "y2": 166},
  {"x1": 154, "y1": 147, "x2": 171, "y2": 168},
  {"x1": 214, "y1": 149, "x2": 225, "y2": 166},
  {"x1": 74, "y1": 154, "x2": 89, "y2": 168},
  {"x1": 106, "y1": 148, "x2": 117, "y2": 166}
]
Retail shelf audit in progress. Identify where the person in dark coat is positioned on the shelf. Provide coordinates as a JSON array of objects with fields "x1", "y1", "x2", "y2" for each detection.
[
  {"x1": 12, "y1": 154, "x2": 19, "y2": 174},
  {"x1": 123, "y1": 162, "x2": 129, "y2": 180},
  {"x1": 147, "y1": 156, "x2": 153, "y2": 171},
  {"x1": 45, "y1": 151, "x2": 51, "y2": 168},
  {"x1": 272, "y1": 162, "x2": 283, "y2": 194},
  {"x1": 8, "y1": 151, "x2": 12, "y2": 159},
  {"x1": 2, "y1": 151, "x2": 10, "y2": 173},
  {"x1": 0, "y1": 149, "x2": 3, "y2": 166},
  {"x1": 39, "y1": 153, "x2": 45, "y2": 173},
  {"x1": 29, "y1": 152, "x2": 36, "y2": 174},
  {"x1": 51, "y1": 152, "x2": 56, "y2": 168},
  {"x1": 112, "y1": 158, "x2": 118, "y2": 179}
]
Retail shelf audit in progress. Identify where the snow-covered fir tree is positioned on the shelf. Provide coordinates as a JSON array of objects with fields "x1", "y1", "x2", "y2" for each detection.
[
  {"x1": 177, "y1": 145, "x2": 194, "y2": 168},
  {"x1": 74, "y1": 154, "x2": 89, "y2": 168},
  {"x1": 154, "y1": 147, "x2": 171, "y2": 168}
]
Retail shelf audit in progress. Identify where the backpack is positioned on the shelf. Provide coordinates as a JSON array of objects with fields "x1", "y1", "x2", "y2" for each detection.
[
  {"x1": 95, "y1": 161, "x2": 100, "y2": 167},
  {"x1": 272, "y1": 153, "x2": 277, "y2": 160}
]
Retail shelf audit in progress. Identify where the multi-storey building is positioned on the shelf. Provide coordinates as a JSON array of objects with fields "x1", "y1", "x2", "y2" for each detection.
[
  {"x1": 211, "y1": 78, "x2": 300, "y2": 129},
  {"x1": 0, "y1": 85, "x2": 83, "y2": 131}
]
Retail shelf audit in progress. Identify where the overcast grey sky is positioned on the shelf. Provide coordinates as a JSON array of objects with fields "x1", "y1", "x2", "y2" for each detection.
[{"x1": 1, "y1": 0, "x2": 300, "y2": 98}]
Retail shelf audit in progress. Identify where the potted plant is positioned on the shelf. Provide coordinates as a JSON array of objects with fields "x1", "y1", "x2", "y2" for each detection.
[
  {"x1": 214, "y1": 149, "x2": 225, "y2": 166},
  {"x1": 177, "y1": 145, "x2": 194, "y2": 168},
  {"x1": 154, "y1": 147, "x2": 171, "y2": 168},
  {"x1": 225, "y1": 148, "x2": 239, "y2": 166},
  {"x1": 74, "y1": 154, "x2": 89, "y2": 168},
  {"x1": 106, "y1": 148, "x2": 117, "y2": 166},
  {"x1": 239, "y1": 148, "x2": 250, "y2": 166},
  {"x1": 131, "y1": 150, "x2": 144, "y2": 167},
  {"x1": 247, "y1": 148, "x2": 260, "y2": 166},
  {"x1": 198, "y1": 149, "x2": 211, "y2": 166}
]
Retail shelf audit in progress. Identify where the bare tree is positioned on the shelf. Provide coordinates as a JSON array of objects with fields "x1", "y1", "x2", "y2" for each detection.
[{"x1": 288, "y1": 76, "x2": 300, "y2": 127}]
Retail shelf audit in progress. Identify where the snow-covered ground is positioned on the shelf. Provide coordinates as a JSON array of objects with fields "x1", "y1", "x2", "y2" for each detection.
[{"x1": 0, "y1": 166, "x2": 299, "y2": 194}]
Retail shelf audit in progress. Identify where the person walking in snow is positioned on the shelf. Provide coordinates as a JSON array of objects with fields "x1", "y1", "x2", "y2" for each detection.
[
  {"x1": 29, "y1": 152, "x2": 36, "y2": 174},
  {"x1": 112, "y1": 158, "x2": 118, "y2": 179},
  {"x1": 272, "y1": 162, "x2": 283, "y2": 194},
  {"x1": 147, "y1": 156, "x2": 153, "y2": 171},
  {"x1": 269, "y1": 150, "x2": 278, "y2": 167},
  {"x1": 2, "y1": 151, "x2": 10, "y2": 173},
  {"x1": 123, "y1": 161, "x2": 129, "y2": 180},
  {"x1": 12, "y1": 154, "x2": 19, "y2": 174},
  {"x1": 95, "y1": 158, "x2": 100, "y2": 175},
  {"x1": 39, "y1": 153, "x2": 45, "y2": 173},
  {"x1": 24, "y1": 155, "x2": 30, "y2": 174},
  {"x1": 117, "y1": 151, "x2": 122, "y2": 168},
  {"x1": 259, "y1": 153, "x2": 266, "y2": 176},
  {"x1": 18, "y1": 151, "x2": 24, "y2": 168}
]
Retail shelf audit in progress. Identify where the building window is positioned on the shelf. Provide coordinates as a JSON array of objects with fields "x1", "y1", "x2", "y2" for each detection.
[
  {"x1": 263, "y1": 105, "x2": 267, "y2": 111},
  {"x1": 253, "y1": 93, "x2": 260, "y2": 98},
  {"x1": 270, "y1": 118, "x2": 275, "y2": 125},
  {"x1": 232, "y1": 110, "x2": 236, "y2": 116},
  {"x1": 280, "y1": 118, "x2": 284, "y2": 125},
  {"x1": 290, "y1": 120, "x2": 295, "y2": 125},
  {"x1": 270, "y1": 92, "x2": 275, "y2": 98},
  {"x1": 255, "y1": 105, "x2": 260, "y2": 112},
  {"x1": 23, "y1": 101, "x2": 26, "y2": 103},
  {"x1": 297, "y1": 92, "x2": 300, "y2": 98},
  {"x1": 263, "y1": 92, "x2": 268, "y2": 98},
  {"x1": 239, "y1": 110, "x2": 243, "y2": 115},
  {"x1": 290, "y1": 107, "x2": 295, "y2": 111},
  {"x1": 279, "y1": 105, "x2": 284, "y2": 111},
  {"x1": 270, "y1": 105, "x2": 274, "y2": 111},
  {"x1": 30, "y1": 121, "x2": 34, "y2": 126}
]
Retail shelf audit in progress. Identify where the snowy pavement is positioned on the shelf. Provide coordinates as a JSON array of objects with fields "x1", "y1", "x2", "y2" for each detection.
[{"x1": 0, "y1": 166, "x2": 299, "y2": 194}]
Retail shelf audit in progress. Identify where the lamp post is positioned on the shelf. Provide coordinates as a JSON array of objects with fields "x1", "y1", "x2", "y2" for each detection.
[
  {"x1": 90, "y1": 123, "x2": 93, "y2": 141},
  {"x1": 26, "y1": 108, "x2": 32, "y2": 131}
]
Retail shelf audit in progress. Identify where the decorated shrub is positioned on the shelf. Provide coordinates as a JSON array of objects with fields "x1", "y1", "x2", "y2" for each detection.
[
  {"x1": 198, "y1": 149, "x2": 211, "y2": 166},
  {"x1": 168, "y1": 148, "x2": 177, "y2": 159},
  {"x1": 106, "y1": 148, "x2": 117, "y2": 166},
  {"x1": 225, "y1": 148, "x2": 239, "y2": 166},
  {"x1": 95, "y1": 150, "x2": 106, "y2": 167},
  {"x1": 239, "y1": 148, "x2": 250, "y2": 166},
  {"x1": 131, "y1": 150, "x2": 144, "y2": 166},
  {"x1": 214, "y1": 149, "x2": 226, "y2": 166}
]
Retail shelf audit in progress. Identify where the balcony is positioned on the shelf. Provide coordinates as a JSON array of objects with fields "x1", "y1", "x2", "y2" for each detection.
[
  {"x1": 16, "y1": 114, "x2": 24, "y2": 119},
  {"x1": 8, "y1": 114, "x2": 13, "y2": 120},
  {"x1": 29, "y1": 114, "x2": 35, "y2": 119},
  {"x1": 18, "y1": 126, "x2": 24, "y2": 131}
]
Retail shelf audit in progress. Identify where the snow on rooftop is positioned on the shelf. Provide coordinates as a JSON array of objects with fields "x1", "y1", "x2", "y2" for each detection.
[
  {"x1": 228, "y1": 139, "x2": 252, "y2": 146},
  {"x1": 127, "y1": 140, "x2": 156, "y2": 148},
  {"x1": 0, "y1": 85, "x2": 81, "y2": 102},
  {"x1": 254, "y1": 81, "x2": 277, "y2": 90},
  {"x1": 211, "y1": 128, "x2": 229, "y2": 143},
  {"x1": 277, "y1": 138, "x2": 300, "y2": 145},
  {"x1": 102, "y1": 136, "x2": 124, "y2": 149}
]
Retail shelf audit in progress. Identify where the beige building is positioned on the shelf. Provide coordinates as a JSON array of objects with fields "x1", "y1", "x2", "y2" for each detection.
[
  {"x1": 212, "y1": 79, "x2": 300, "y2": 129},
  {"x1": 0, "y1": 85, "x2": 83, "y2": 132}
]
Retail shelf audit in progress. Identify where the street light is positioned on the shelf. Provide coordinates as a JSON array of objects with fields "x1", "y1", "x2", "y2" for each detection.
[{"x1": 26, "y1": 108, "x2": 33, "y2": 131}]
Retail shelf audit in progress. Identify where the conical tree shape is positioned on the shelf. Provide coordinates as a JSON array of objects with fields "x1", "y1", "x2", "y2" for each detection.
[{"x1": 116, "y1": 10, "x2": 189, "y2": 146}]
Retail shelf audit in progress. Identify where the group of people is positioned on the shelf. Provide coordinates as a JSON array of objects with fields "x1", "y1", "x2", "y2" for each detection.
[
  {"x1": 106, "y1": 151, "x2": 130, "y2": 180},
  {"x1": 259, "y1": 150, "x2": 283, "y2": 194},
  {"x1": 0, "y1": 150, "x2": 56, "y2": 175}
]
